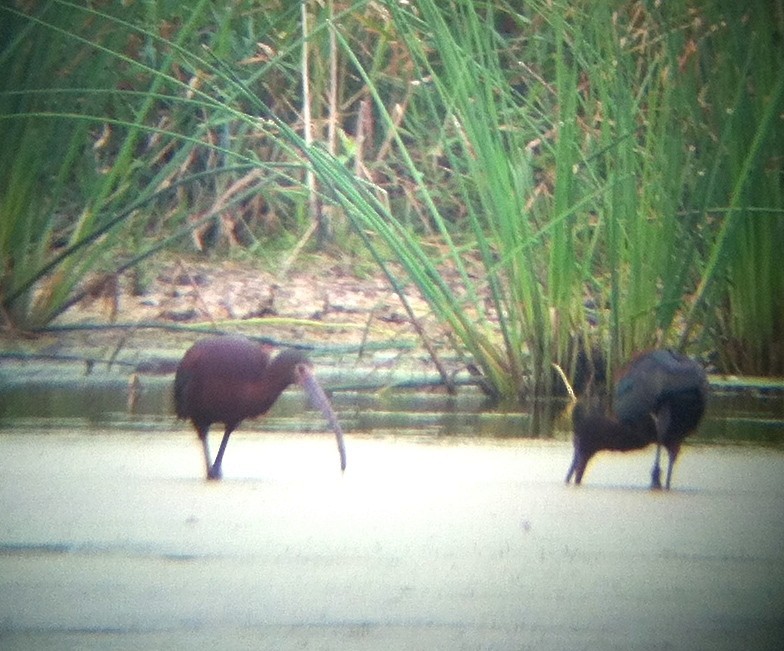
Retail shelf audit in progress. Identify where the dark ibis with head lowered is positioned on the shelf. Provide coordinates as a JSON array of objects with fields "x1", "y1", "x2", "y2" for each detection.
[
  {"x1": 566, "y1": 349, "x2": 708, "y2": 489},
  {"x1": 174, "y1": 335, "x2": 346, "y2": 479}
]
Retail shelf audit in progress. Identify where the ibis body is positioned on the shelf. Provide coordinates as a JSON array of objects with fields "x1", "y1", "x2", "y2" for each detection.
[
  {"x1": 174, "y1": 335, "x2": 346, "y2": 479},
  {"x1": 566, "y1": 349, "x2": 707, "y2": 489}
]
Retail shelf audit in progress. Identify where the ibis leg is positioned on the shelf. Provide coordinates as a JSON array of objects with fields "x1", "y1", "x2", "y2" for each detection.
[
  {"x1": 651, "y1": 445, "x2": 663, "y2": 489},
  {"x1": 650, "y1": 406, "x2": 672, "y2": 490},
  {"x1": 565, "y1": 460, "x2": 576, "y2": 484},
  {"x1": 566, "y1": 451, "x2": 585, "y2": 484},
  {"x1": 196, "y1": 426, "x2": 214, "y2": 480},
  {"x1": 664, "y1": 443, "x2": 681, "y2": 490},
  {"x1": 209, "y1": 426, "x2": 235, "y2": 480}
]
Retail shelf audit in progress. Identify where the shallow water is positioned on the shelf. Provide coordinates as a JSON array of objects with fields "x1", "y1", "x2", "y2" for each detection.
[
  {"x1": 2, "y1": 369, "x2": 782, "y2": 443},
  {"x1": 0, "y1": 373, "x2": 783, "y2": 649}
]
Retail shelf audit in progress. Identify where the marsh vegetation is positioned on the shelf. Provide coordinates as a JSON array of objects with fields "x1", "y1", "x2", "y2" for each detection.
[{"x1": 2, "y1": 1, "x2": 782, "y2": 398}]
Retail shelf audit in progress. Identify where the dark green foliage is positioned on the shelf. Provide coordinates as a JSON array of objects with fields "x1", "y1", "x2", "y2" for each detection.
[{"x1": 1, "y1": 0, "x2": 781, "y2": 387}]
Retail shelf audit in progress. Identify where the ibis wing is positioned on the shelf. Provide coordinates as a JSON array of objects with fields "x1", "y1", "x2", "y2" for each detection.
[{"x1": 614, "y1": 350, "x2": 706, "y2": 423}]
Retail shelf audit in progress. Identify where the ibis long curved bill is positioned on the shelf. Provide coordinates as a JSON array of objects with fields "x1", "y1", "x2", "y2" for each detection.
[{"x1": 298, "y1": 368, "x2": 347, "y2": 471}]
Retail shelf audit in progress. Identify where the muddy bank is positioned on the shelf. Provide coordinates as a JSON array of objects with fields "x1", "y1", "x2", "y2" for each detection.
[{"x1": 3, "y1": 258, "x2": 431, "y2": 358}]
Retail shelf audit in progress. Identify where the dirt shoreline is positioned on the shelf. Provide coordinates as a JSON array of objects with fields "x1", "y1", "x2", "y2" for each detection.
[
  {"x1": 3, "y1": 258, "x2": 783, "y2": 396},
  {"x1": 2, "y1": 257, "x2": 440, "y2": 370}
]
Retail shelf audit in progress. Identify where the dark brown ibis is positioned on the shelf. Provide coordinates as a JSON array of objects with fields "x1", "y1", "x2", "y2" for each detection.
[
  {"x1": 174, "y1": 335, "x2": 346, "y2": 479},
  {"x1": 566, "y1": 349, "x2": 708, "y2": 489}
]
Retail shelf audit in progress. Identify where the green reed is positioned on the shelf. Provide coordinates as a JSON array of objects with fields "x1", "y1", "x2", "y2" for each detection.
[{"x1": 2, "y1": 0, "x2": 781, "y2": 388}]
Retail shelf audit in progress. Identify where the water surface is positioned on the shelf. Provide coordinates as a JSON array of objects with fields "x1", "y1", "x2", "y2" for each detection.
[{"x1": 0, "y1": 370, "x2": 783, "y2": 650}]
